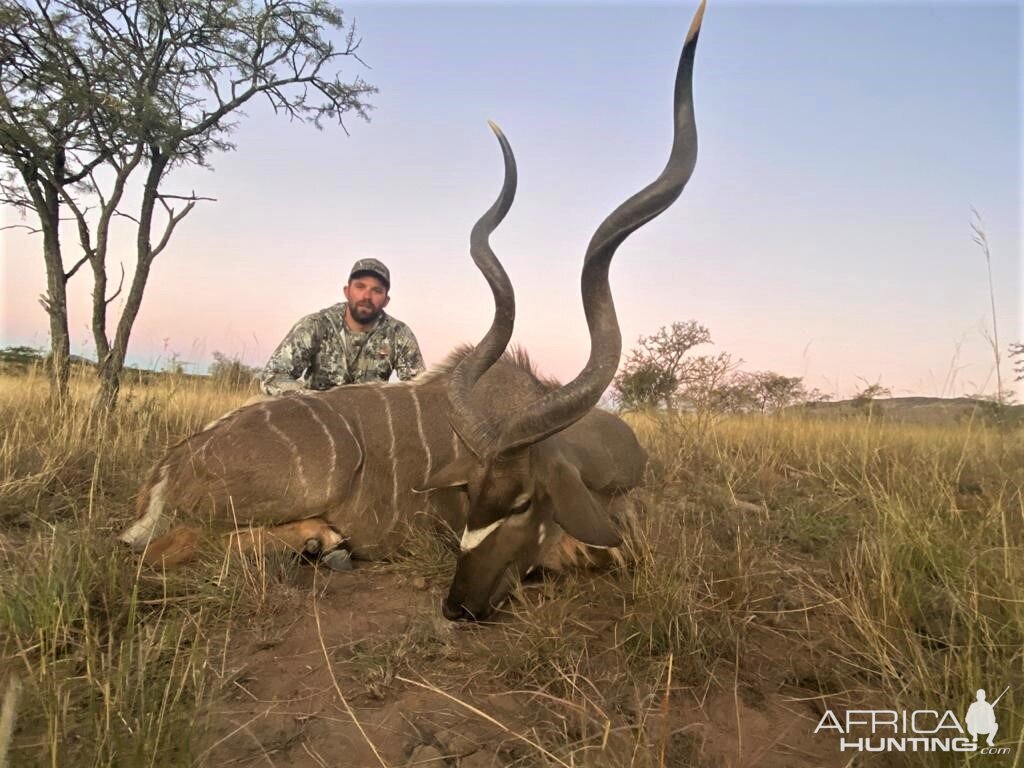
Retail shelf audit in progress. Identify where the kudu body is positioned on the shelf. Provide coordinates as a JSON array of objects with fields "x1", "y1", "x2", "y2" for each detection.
[
  {"x1": 122, "y1": 351, "x2": 643, "y2": 558},
  {"x1": 121, "y1": 2, "x2": 703, "y2": 619}
]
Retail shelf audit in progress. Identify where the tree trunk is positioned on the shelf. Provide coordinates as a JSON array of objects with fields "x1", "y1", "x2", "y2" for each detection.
[
  {"x1": 38, "y1": 181, "x2": 72, "y2": 405},
  {"x1": 91, "y1": 250, "x2": 111, "y2": 364},
  {"x1": 43, "y1": 249, "x2": 72, "y2": 404},
  {"x1": 93, "y1": 151, "x2": 169, "y2": 414},
  {"x1": 91, "y1": 248, "x2": 115, "y2": 411},
  {"x1": 94, "y1": 352, "x2": 122, "y2": 414}
]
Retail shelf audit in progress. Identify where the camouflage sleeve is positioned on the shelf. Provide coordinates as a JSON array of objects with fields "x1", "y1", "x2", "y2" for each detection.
[
  {"x1": 392, "y1": 324, "x2": 426, "y2": 381},
  {"x1": 260, "y1": 314, "x2": 322, "y2": 395}
]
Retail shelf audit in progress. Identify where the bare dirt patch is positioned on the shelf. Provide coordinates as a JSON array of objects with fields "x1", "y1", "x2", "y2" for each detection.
[{"x1": 201, "y1": 562, "x2": 845, "y2": 768}]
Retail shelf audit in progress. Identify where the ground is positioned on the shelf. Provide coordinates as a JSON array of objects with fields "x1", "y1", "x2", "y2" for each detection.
[{"x1": 195, "y1": 563, "x2": 842, "y2": 768}]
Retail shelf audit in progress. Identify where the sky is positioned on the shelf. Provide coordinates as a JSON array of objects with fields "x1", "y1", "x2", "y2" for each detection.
[{"x1": 1, "y1": 0, "x2": 1021, "y2": 400}]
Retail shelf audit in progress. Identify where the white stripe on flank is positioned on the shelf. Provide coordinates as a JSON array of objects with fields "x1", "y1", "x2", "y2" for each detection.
[
  {"x1": 119, "y1": 464, "x2": 170, "y2": 549},
  {"x1": 263, "y1": 404, "x2": 308, "y2": 492},
  {"x1": 460, "y1": 519, "x2": 502, "y2": 552},
  {"x1": 196, "y1": 430, "x2": 212, "y2": 463},
  {"x1": 320, "y1": 398, "x2": 363, "y2": 471},
  {"x1": 409, "y1": 388, "x2": 432, "y2": 481},
  {"x1": 352, "y1": 412, "x2": 366, "y2": 516},
  {"x1": 202, "y1": 405, "x2": 241, "y2": 432},
  {"x1": 297, "y1": 398, "x2": 337, "y2": 497},
  {"x1": 376, "y1": 390, "x2": 399, "y2": 523}
]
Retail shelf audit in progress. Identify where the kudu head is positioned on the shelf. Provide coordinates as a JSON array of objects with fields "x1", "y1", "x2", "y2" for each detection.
[{"x1": 425, "y1": 2, "x2": 705, "y2": 620}]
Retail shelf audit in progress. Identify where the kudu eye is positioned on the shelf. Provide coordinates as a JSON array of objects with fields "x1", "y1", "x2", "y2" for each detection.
[
  {"x1": 503, "y1": 497, "x2": 532, "y2": 526},
  {"x1": 509, "y1": 497, "x2": 531, "y2": 516}
]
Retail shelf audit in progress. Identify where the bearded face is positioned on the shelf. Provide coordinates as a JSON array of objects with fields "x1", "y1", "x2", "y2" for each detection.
[{"x1": 343, "y1": 275, "x2": 390, "y2": 325}]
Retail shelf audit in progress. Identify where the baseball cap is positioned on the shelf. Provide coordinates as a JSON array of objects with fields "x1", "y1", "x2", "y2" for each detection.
[{"x1": 349, "y1": 258, "x2": 390, "y2": 289}]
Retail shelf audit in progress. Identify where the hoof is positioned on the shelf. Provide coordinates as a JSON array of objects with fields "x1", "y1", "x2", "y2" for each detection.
[
  {"x1": 302, "y1": 537, "x2": 322, "y2": 555},
  {"x1": 321, "y1": 549, "x2": 353, "y2": 571}
]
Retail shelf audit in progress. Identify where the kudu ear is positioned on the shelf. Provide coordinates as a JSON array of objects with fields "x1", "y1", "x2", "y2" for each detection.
[
  {"x1": 543, "y1": 460, "x2": 622, "y2": 549},
  {"x1": 419, "y1": 455, "x2": 478, "y2": 491}
]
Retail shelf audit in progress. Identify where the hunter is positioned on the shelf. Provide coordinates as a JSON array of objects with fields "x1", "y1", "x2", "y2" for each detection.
[{"x1": 261, "y1": 258, "x2": 426, "y2": 395}]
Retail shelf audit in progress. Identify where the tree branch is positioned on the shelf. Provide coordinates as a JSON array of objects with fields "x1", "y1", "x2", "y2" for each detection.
[
  {"x1": 105, "y1": 262, "x2": 126, "y2": 306},
  {"x1": 157, "y1": 192, "x2": 217, "y2": 203},
  {"x1": 65, "y1": 252, "x2": 90, "y2": 280},
  {"x1": 112, "y1": 209, "x2": 141, "y2": 225},
  {"x1": 151, "y1": 198, "x2": 196, "y2": 258}
]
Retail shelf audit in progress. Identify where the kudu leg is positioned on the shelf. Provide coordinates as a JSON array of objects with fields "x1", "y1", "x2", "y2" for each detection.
[
  {"x1": 142, "y1": 525, "x2": 202, "y2": 566},
  {"x1": 227, "y1": 518, "x2": 345, "y2": 559},
  {"x1": 142, "y1": 517, "x2": 345, "y2": 567}
]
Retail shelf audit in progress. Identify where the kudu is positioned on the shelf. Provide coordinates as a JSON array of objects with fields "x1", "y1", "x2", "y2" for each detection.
[{"x1": 120, "y1": 1, "x2": 703, "y2": 620}]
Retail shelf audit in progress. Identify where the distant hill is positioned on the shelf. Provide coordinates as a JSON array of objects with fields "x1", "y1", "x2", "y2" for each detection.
[
  {"x1": 0, "y1": 346, "x2": 96, "y2": 368},
  {"x1": 0, "y1": 347, "x2": 206, "y2": 383},
  {"x1": 795, "y1": 396, "x2": 1024, "y2": 426}
]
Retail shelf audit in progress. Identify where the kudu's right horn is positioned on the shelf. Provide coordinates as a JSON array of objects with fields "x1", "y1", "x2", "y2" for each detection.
[
  {"x1": 494, "y1": 0, "x2": 705, "y2": 455},
  {"x1": 448, "y1": 0, "x2": 705, "y2": 459}
]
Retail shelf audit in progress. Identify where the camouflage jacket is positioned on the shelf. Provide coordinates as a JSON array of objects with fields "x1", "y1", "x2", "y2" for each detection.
[{"x1": 261, "y1": 302, "x2": 425, "y2": 395}]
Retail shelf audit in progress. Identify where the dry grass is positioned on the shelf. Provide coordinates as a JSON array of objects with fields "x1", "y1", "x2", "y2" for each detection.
[{"x1": 1, "y1": 368, "x2": 1021, "y2": 766}]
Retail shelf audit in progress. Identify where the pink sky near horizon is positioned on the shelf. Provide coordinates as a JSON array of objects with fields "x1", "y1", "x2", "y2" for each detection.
[
  {"x1": 3, "y1": 207, "x2": 1014, "y2": 400},
  {"x1": 2, "y1": 1, "x2": 1020, "y2": 401}
]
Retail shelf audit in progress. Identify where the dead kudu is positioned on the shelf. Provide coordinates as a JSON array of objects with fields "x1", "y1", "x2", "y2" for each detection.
[{"x1": 121, "y1": 3, "x2": 703, "y2": 620}]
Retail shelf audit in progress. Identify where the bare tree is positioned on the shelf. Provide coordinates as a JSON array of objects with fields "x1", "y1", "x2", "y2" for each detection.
[
  {"x1": 611, "y1": 320, "x2": 821, "y2": 422},
  {"x1": 742, "y1": 371, "x2": 807, "y2": 413},
  {"x1": 0, "y1": 0, "x2": 375, "y2": 409},
  {"x1": 706, "y1": 375, "x2": 758, "y2": 414},
  {"x1": 611, "y1": 321, "x2": 711, "y2": 410},
  {"x1": 677, "y1": 351, "x2": 740, "y2": 431},
  {"x1": 852, "y1": 379, "x2": 891, "y2": 418},
  {"x1": 611, "y1": 359, "x2": 678, "y2": 411},
  {"x1": 706, "y1": 370, "x2": 826, "y2": 415}
]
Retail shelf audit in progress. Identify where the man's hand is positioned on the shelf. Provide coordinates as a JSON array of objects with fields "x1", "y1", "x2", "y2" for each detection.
[{"x1": 262, "y1": 375, "x2": 307, "y2": 396}]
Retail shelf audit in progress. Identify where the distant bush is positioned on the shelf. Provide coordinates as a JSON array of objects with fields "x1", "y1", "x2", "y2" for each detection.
[
  {"x1": 0, "y1": 345, "x2": 45, "y2": 365},
  {"x1": 209, "y1": 351, "x2": 260, "y2": 391},
  {"x1": 611, "y1": 323, "x2": 827, "y2": 426},
  {"x1": 612, "y1": 321, "x2": 712, "y2": 410}
]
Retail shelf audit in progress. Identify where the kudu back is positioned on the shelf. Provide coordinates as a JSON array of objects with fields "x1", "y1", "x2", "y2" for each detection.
[{"x1": 121, "y1": 1, "x2": 704, "y2": 620}]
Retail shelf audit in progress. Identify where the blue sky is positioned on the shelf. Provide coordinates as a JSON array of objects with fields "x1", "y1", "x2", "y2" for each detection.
[{"x1": 2, "y1": 0, "x2": 1020, "y2": 399}]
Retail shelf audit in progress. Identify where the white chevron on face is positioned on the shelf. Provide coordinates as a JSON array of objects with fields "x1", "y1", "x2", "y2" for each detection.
[{"x1": 460, "y1": 518, "x2": 503, "y2": 552}]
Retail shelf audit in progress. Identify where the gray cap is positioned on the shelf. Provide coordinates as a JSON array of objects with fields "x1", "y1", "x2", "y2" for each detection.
[{"x1": 349, "y1": 258, "x2": 390, "y2": 289}]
